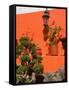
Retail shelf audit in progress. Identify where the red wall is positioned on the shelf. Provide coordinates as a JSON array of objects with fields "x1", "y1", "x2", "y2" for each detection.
[{"x1": 16, "y1": 9, "x2": 66, "y2": 73}]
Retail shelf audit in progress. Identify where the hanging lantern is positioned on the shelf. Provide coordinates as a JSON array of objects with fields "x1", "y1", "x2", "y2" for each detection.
[
  {"x1": 42, "y1": 8, "x2": 50, "y2": 41},
  {"x1": 42, "y1": 8, "x2": 50, "y2": 26}
]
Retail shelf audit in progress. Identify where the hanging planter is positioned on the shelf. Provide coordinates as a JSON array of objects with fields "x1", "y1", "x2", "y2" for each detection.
[
  {"x1": 48, "y1": 36, "x2": 58, "y2": 56},
  {"x1": 49, "y1": 42, "x2": 58, "y2": 56},
  {"x1": 47, "y1": 26, "x2": 62, "y2": 56}
]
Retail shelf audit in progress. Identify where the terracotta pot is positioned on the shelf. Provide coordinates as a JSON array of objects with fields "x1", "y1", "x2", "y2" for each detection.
[{"x1": 49, "y1": 43, "x2": 58, "y2": 56}]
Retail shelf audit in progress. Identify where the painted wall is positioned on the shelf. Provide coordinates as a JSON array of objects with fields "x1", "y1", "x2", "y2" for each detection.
[{"x1": 16, "y1": 9, "x2": 66, "y2": 73}]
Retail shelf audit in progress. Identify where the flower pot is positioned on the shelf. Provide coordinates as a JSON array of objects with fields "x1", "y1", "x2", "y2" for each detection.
[{"x1": 49, "y1": 43, "x2": 58, "y2": 56}]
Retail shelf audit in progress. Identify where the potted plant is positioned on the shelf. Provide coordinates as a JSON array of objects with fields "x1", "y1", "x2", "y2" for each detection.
[
  {"x1": 48, "y1": 26, "x2": 62, "y2": 56},
  {"x1": 16, "y1": 35, "x2": 44, "y2": 83}
]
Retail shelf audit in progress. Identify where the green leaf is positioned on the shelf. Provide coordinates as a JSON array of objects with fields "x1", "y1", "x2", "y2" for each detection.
[
  {"x1": 32, "y1": 64, "x2": 43, "y2": 74},
  {"x1": 16, "y1": 44, "x2": 22, "y2": 58},
  {"x1": 16, "y1": 65, "x2": 28, "y2": 74},
  {"x1": 30, "y1": 59, "x2": 37, "y2": 65},
  {"x1": 50, "y1": 41, "x2": 56, "y2": 46},
  {"x1": 29, "y1": 43, "x2": 37, "y2": 54},
  {"x1": 19, "y1": 37, "x2": 30, "y2": 48},
  {"x1": 25, "y1": 79, "x2": 32, "y2": 83},
  {"x1": 36, "y1": 56, "x2": 43, "y2": 62},
  {"x1": 21, "y1": 54, "x2": 30, "y2": 62}
]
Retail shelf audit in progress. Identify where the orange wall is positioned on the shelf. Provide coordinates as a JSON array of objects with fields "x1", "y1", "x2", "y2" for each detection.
[{"x1": 16, "y1": 9, "x2": 66, "y2": 73}]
